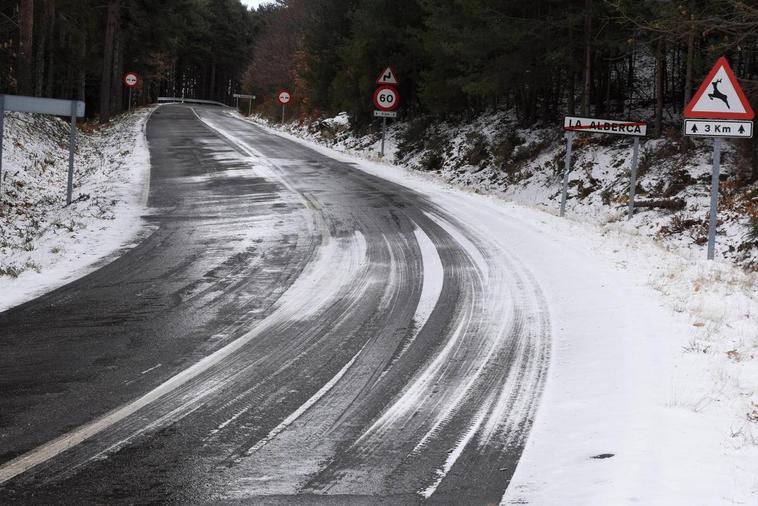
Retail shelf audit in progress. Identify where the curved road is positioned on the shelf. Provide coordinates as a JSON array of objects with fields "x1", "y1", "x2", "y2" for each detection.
[{"x1": 0, "y1": 105, "x2": 550, "y2": 504}]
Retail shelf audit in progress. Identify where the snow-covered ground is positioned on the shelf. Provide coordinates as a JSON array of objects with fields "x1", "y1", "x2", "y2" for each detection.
[
  {"x1": 244, "y1": 112, "x2": 758, "y2": 504},
  {"x1": 0, "y1": 108, "x2": 154, "y2": 312}
]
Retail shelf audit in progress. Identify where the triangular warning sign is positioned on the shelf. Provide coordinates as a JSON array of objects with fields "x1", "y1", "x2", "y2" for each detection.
[
  {"x1": 376, "y1": 67, "x2": 399, "y2": 85},
  {"x1": 684, "y1": 57, "x2": 754, "y2": 120}
]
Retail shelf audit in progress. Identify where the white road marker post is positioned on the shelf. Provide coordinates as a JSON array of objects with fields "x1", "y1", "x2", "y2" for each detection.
[
  {"x1": 707, "y1": 138, "x2": 722, "y2": 260},
  {"x1": 560, "y1": 131, "x2": 574, "y2": 217},
  {"x1": 628, "y1": 136, "x2": 640, "y2": 219}
]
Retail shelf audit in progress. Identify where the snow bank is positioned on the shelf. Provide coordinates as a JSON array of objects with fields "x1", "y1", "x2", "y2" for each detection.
[{"x1": 0, "y1": 108, "x2": 154, "y2": 312}]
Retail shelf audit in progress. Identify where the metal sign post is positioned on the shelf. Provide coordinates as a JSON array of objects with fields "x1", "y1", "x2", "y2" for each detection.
[
  {"x1": 233, "y1": 94, "x2": 256, "y2": 116},
  {"x1": 0, "y1": 95, "x2": 5, "y2": 206},
  {"x1": 67, "y1": 101, "x2": 77, "y2": 205},
  {"x1": 628, "y1": 137, "x2": 640, "y2": 219},
  {"x1": 373, "y1": 84, "x2": 400, "y2": 159},
  {"x1": 707, "y1": 139, "x2": 722, "y2": 260},
  {"x1": 560, "y1": 131, "x2": 574, "y2": 217},
  {"x1": 381, "y1": 117, "x2": 387, "y2": 157},
  {"x1": 123, "y1": 72, "x2": 139, "y2": 114},
  {"x1": 0, "y1": 95, "x2": 85, "y2": 206},
  {"x1": 562, "y1": 116, "x2": 647, "y2": 218},
  {"x1": 277, "y1": 90, "x2": 291, "y2": 124}
]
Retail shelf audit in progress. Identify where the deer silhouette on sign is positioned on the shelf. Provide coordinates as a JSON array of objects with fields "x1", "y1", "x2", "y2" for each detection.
[{"x1": 708, "y1": 79, "x2": 730, "y2": 109}]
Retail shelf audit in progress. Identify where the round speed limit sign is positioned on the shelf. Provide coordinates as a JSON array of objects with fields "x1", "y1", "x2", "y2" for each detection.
[
  {"x1": 123, "y1": 72, "x2": 139, "y2": 88},
  {"x1": 373, "y1": 85, "x2": 399, "y2": 111},
  {"x1": 277, "y1": 90, "x2": 292, "y2": 105}
]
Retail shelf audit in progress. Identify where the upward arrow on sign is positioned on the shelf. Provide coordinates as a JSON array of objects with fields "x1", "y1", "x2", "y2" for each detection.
[{"x1": 684, "y1": 57, "x2": 755, "y2": 120}]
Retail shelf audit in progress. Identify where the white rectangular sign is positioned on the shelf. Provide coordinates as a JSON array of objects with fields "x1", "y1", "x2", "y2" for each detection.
[
  {"x1": 564, "y1": 116, "x2": 647, "y2": 136},
  {"x1": 374, "y1": 110, "x2": 398, "y2": 118},
  {"x1": 1, "y1": 94, "x2": 85, "y2": 117},
  {"x1": 683, "y1": 119, "x2": 753, "y2": 138},
  {"x1": 233, "y1": 94, "x2": 255, "y2": 99}
]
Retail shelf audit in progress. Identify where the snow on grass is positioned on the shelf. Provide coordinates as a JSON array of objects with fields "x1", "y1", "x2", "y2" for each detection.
[
  {"x1": 0, "y1": 108, "x2": 154, "y2": 312},
  {"x1": 243, "y1": 111, "x2": 758, "y2": 504}
]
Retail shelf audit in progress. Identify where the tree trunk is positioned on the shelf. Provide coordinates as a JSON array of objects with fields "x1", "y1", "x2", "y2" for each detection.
[
  {"x1": 111, "y1": 16, "x2": 123, "y2": 115},
  {"x1": 77, "y1": 35, "x2": 86, "y2": 102},
  {"x1": 581, "y1": 0, "x2": 592, "y2": 116},
  {"x1": 655, "y1": 36, "x2": 664, "y2": 137},
  {"x1": 684, "y1": 18, "x2": 695, "y2": 108},
  {"x1": 44, "y1": 1, "x2": 56, "y2": 98},
  {"x1": 18, "y1": 0, "x2": 34, "y2": 95},
  {"x1": 209, "y1": 61, "x2": 217, "y2": 101},
  {"x1": 100, "y1": 0, "x2": 120, "y2": 123},
  {"x1": 567, "y1": 70, "x2": 576, "y2": 116}
]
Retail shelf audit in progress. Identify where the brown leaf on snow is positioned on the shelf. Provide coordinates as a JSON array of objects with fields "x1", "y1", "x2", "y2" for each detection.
[{"x1": 692, "y1": 322, "x2": 705, "y2": 328}]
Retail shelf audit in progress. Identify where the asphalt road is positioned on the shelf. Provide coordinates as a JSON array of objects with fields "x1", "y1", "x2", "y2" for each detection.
[{"x1": 0, "y1": 105, "x2": 550, "y2": 505}]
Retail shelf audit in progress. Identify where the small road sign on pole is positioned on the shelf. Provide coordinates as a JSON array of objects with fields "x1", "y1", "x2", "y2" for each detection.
[
  {"x1": 123, "y1": 72, "x2": 139, "y2": 113},
  {"x1": 683, "y1": 56, "x2": 755, "y2": 260},
  {"x1": 373, "y1": 110, "x2": 397, "y2": 118},
  {"x1": 373, "y1": 84, "x2": 400, "y2": 158},
  {"x1": 277, "y1": 90, "x2": 291, "y2": 124},
  {"x1": 562, "y1": 116, "x2": 647, "y2": 218},
  {"x1": 376, "y1": 67, "x2": 399, "y2": 85},
  {"x1": 0, "y1": 94, "x2": 85, "y2": 206},
  {"x1": 233, "y1": 94, "x2": 256, "y2": 116}
]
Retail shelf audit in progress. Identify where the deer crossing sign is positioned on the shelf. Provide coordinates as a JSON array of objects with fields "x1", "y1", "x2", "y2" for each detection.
[{"x1": 684, "y1": 57, "x2": 754, "y2": 121}]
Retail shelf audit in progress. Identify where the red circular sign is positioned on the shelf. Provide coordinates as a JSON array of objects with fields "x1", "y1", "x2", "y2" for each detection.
[
  {"x1": 123, "y1": 72, "x2": 139, "y2": 88},
  {"x1": 373, "y1": 85, "x2": 399, "y2": 111},
  {"x1": 277, "y1": 90, "x2": 292, "y2": 105}
]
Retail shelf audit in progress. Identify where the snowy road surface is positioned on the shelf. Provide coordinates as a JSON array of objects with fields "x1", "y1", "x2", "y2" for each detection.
[
  {"x1": 1, "y1": 105, "x2": 740, "y2": 505},
  {"x1": 0, "y1": 105, "x2": 550, "y2": 504}
]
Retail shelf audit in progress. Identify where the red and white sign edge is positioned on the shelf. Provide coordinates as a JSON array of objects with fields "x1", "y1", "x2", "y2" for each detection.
[
  {"x1": 684, "y1": 57, "x2": 754, "y2": 120},
  {"x1": 277, "y1": 90, "x2": 291, "y2": 105},
  {"x1": 123, "y1": 72, "x2": 139, "y2": 88},
  {"x1": 376, "y1": 67, "x2": 399, "y2": 85},
  {"x1": 373, "y1": 85, "x2": 400, "y2": 111}
]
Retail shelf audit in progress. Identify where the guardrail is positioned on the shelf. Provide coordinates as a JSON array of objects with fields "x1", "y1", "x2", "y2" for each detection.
[
  {"x1": 156, "y1": 97, "x2": 229, "y2": 107},
  {"x1": 1, "y1": 94, "x2": 85, "y2": 205}
]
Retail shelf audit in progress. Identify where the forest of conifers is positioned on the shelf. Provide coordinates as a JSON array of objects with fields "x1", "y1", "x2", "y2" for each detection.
[{"x1": 2, "y1": 0, "x2": 758, "y2": 137}]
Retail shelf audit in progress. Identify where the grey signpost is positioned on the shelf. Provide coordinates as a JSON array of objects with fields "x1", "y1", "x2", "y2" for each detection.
[
  {"x1": 0, "y1": 94, "x2": 86, "y2": 206},
  {"x1": 233, "y1": 93, "x2": 256, "y2": 115},
  {"x1": 0, "y1": 95, "x2": 5, "y2": 204},
  {"x1": 561, "y1": 116, "x2": 647, "y2": 218},
  {"x1": 559, "y1": 131, "x2": 574, "y2": 217},
  {"x1": 277, "y1": 91, "x2": 291, "y2": 124}
]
